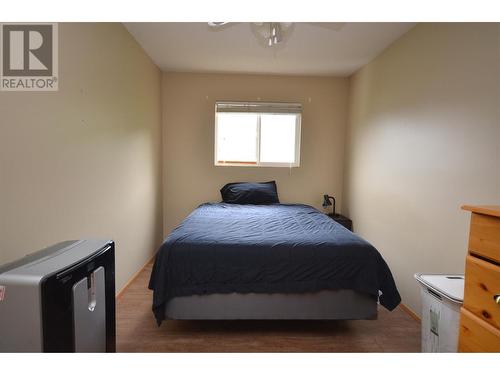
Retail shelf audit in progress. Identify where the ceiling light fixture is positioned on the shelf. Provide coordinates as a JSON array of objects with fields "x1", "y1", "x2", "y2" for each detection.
[
  {"x1": 208, "y1": 22, "x2": 293, "y2": 48},
  {"x1": 251, "y1": 22, "x2": 290, "y2": 48},
  {"x1": 268, "y1": 23, "x2": 281, "y2": 47},
  {"x1": 207, "y1": 22, "x2": 346, "y2": 49}
]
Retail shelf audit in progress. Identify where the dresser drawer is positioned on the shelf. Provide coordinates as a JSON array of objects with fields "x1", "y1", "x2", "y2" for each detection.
[
  {"x1": 463, "y1": 255, "x2": 500, "y2": 330},
  {"x1": 459, "y1": 308, "x2": 500, "y2": 352},
  {"x1": 468, "y1": 213, "x2": 500, "y2": 263}
]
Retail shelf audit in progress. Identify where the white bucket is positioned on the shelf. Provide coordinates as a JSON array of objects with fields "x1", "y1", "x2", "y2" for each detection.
[{"x1": 414, "y1": 273, "x2": 464, "y2": 353}]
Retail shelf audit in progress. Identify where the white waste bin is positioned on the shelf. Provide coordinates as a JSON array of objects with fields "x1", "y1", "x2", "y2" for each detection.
[{"x1": 414, "y1": 273, "x2": 464, "y2": 353}]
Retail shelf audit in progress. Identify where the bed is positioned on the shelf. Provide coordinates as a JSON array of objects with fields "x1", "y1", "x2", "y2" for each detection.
[{"x1": 149, "y1": 202, "x2": 401, "y2": 325}]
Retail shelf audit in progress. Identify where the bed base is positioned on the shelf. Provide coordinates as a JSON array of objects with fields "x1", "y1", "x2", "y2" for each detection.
[{"x1": 164, "y1": 289, "x2": 378, "y2": 320}]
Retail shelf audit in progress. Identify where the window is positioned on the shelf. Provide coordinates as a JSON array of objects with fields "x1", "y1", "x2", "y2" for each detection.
[{"x1": 215, "y1": 102, "x2": 302, "y2": 167}]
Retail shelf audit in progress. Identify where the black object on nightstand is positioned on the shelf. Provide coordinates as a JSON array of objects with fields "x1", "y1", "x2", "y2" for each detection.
[{"x1": 327, "y1": 213, "x2": 353, "y2": 231}]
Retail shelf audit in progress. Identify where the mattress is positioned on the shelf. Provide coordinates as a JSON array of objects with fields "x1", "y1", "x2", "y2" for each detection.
[{"x1": 149, "y1": 203, "x2": 400, "y2": 324}]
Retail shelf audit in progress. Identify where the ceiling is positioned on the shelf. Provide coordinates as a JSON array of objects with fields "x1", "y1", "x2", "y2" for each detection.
[{"x1": 124, "y1": 22, "x2": 416, "y2": 76}]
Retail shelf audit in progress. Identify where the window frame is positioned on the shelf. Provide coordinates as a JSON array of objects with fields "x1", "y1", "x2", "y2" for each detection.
[{"x1": 214, "y1": 102, "x2": 302, "y2": 168}]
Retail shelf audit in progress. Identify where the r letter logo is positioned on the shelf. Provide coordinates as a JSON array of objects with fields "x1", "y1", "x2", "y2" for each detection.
[{"x1": 1, "y1": 23, "x2": 58, "y2": 91}]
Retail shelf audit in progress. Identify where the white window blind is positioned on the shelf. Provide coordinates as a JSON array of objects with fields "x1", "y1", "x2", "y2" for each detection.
[{"x1": 215, "y1": 101, "x2": 302, "y2": 167}]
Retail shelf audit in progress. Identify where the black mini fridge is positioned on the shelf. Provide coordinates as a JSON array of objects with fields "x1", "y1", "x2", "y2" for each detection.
[{"x1": 0, "y1": 239, "x2": 116, "y2": 352}]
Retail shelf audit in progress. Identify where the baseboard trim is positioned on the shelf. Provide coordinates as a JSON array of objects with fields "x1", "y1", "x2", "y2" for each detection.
[
  {"x1": 116, "y1": 253, "x2": 156, "y2": 300},
  {"x1": 399, "y1": 302, "x2": 421, "y2": 322}
]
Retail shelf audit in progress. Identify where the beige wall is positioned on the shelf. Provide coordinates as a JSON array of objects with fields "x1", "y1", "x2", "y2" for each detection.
[
  {"x1": 162, "y1": 72, "x2": 349, "y2": 234},
  {"x1": 0, "y1": 23, "x2": 163, "y2": 290},
  {"x1": 343, "y1": 23, "x2": 500, "y2": 314}
]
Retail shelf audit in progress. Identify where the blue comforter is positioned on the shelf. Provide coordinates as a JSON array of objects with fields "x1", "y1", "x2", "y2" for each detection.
[{"x1": 149, "y1": 203, "x2": 401, "y2": 323}]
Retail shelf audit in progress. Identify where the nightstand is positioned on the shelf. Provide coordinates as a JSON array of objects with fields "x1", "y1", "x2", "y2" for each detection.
[{"x1": 327, "y1": 213, "x2": 353, "y2": 231}]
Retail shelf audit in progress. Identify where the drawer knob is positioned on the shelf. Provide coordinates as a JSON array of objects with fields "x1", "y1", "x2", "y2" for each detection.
[{"x1": 495, "y1": 294, "x2": 500, "y2": 305}]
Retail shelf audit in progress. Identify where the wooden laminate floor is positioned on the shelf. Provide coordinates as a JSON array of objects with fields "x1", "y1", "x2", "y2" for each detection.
[{"x1": 116, "y1": 262, "x2": 421, "y2": 352}]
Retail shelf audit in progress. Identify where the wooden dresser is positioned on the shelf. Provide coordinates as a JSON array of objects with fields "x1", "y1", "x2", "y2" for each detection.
[{"x1": 459, "y1": 205, "x2": 500, "y2": 352}]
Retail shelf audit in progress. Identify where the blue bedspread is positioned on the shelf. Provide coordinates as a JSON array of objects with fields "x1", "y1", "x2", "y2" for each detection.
[{"x1": 149, "y1": 203, "x2": 401, "y2": 323}]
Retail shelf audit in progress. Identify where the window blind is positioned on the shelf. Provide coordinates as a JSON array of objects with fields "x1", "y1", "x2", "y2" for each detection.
[{"x1": 215, "y1": 101, "x2": 302, "y2": 114}]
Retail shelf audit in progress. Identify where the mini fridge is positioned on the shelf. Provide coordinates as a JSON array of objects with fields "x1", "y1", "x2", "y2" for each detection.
[{"x1": 0, "y1": 239, "x2": 115, "y2": 352}]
